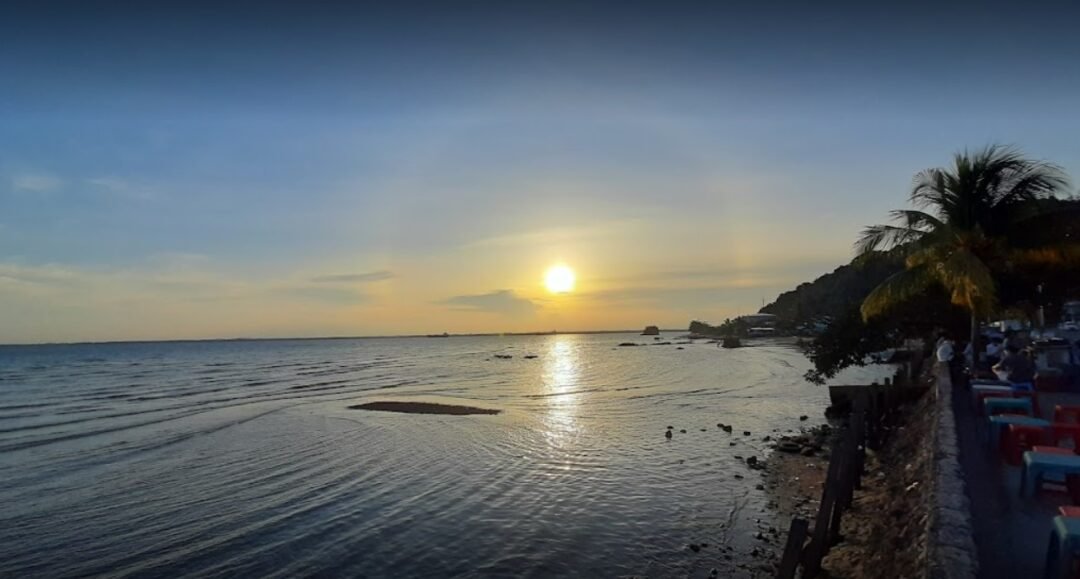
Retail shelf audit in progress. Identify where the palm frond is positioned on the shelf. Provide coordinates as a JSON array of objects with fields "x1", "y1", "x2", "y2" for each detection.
[
  {"x1": 860, "y1": 265, "x2": 934, "y2": 321},
  {"x1": 935, "y1": 249, "x2": 997, "y2": 317},
  {"x1": 854, "y1": 224, "x2": 925, "y2": 255},
  {"x1": 888, "y1": 209, "x2": 945, "y2": 232}
]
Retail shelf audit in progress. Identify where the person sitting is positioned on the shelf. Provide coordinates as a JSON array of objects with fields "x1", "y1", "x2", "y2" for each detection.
[
  {"x1": 993, "y1": 345, "x2": 1036, "y2": 387},
  {"x1": 936, "y1": 337, "x2": 954, "y2": 364},
  {"x1": 985, "y1": 337, "x2": 1003, "y2": 368}
]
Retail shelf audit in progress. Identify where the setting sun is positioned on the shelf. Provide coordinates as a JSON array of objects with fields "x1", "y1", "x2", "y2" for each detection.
[{"x1": 544, "y1": 265, "x2": 576, "y2": 294}]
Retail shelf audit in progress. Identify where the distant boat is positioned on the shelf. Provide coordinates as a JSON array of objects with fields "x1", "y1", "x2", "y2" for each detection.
[{"x1": 426, "y1": 332, "x2": 450, "y2": 338}]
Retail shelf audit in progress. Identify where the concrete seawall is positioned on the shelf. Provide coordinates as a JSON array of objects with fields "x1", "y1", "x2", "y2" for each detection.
[{"x1": 926, "y1": 364, "x2": 979, "y2": 579}]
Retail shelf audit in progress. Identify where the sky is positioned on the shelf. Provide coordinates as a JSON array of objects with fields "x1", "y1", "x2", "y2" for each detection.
[{"x1": 2, "y1": 0, "x2": 1080, "y2": 343}]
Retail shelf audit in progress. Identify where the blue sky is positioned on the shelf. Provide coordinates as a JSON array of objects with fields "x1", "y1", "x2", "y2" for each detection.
[{"x1": 2, "y1": 1, "x2": 1079, "y2": 342}]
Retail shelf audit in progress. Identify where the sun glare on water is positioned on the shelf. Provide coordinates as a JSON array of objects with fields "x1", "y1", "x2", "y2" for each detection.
[{"x1": 544, "y1": 265, "x2": 576, "y2": 294}]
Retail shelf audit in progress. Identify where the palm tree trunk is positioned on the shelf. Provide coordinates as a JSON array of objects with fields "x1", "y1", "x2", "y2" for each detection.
[{"x1": 969, "y1": 313, "x2": 979, "y2": 373}]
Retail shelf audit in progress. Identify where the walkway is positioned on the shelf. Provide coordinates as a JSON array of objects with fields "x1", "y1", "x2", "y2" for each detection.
[{"x1": 953, "y1": 373, "x2": 1080, "y2": 578}]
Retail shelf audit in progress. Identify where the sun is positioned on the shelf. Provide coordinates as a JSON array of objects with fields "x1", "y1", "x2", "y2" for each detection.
[{"x1": 544, "y1": 264, "x2": 576, "y2": 294}]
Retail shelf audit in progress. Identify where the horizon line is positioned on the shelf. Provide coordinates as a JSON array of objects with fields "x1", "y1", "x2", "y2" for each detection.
[{"x1": 0, "y1": 328, "x2": 693, "y2": 348}]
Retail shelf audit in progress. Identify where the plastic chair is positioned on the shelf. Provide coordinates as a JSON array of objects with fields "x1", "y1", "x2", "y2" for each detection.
[
  {"x1": 1053, "y1": 424, "x2": 1080, "y2": 449},
  {"x1": 1005, "y1": 424, "x2": 1049, "y2": 465},
  {"x1": 1035, "y1": 446, "x2": 1077, "y2": 456},
  {"x1": 1061, "y1": 506, "x2": 1080, "y2": 518},
  {"x1": 1012, "y1": 390, "x2": 1041, "y2": 416},
  {"x1": 1044, "y1": 515, "x2": 1080, "y2": 578},
  {"x1": 985, "y1": 397, "x2": 1033, "y2": 417},
  {"x1": 1056, "y1": 406, "x2": 1080, "y2": 425},
  {"x1": 975, "y1": 389, "x2": 1013, "y2": 414}
]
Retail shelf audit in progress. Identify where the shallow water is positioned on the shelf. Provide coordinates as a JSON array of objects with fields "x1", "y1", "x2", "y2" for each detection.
[{"x1": 0, "y1": 334, "x2": 892, "y2": 577}]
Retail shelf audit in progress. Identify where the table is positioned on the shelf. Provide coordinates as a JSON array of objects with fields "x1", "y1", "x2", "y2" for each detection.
[
  {"x1": 985, "y1": 397, "x2": 1034, "y2": 417},
  {"x1": 1044, "y1": 515, "x2": 1080, "y2": 579},
  {"x1": 987, "y1": 416, "x2": 1050, "y2": 451},
  {"x1": 1021, "y1": 451, "x2": 1080, "y2": 497}
]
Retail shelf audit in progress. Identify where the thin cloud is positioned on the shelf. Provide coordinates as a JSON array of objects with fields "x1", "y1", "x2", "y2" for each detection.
[
  {"x1": 310, "y1": 270, "x2": 394, "y2": 283},
  {"x1": 279, "y1": 286, "x2": 368, "y2": 304},
  {"x1": 85, "y1": 177, "x2": 160, "y2": 201},
  {"x1": 12, "y1": 174, "x2": 63, "y2": 193},
  {"x1": 439, "y1": 289, "x2": 537, "y2": 316}
]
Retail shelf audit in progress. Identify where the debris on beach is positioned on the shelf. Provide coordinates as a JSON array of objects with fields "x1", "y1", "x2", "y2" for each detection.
[
  {"x1": 523, "y1": 354, "x2": 538, "y2": 359},
  {"x1": 679, "y1": 429, "x2": 687, "y2": 433}
]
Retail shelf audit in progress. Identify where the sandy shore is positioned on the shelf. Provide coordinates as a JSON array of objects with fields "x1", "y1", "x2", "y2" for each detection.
[{"x1": 349, "y1": 401, "x2": 501, "y2": 415}]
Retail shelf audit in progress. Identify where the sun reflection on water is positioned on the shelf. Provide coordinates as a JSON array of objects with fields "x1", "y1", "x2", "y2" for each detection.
[{"x1": 542, "y1": 335, "x2": 581, "y2": 449}]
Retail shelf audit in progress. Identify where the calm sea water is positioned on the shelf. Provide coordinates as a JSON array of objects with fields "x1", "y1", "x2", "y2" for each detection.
[{"x1": 0, "y1": 334, "x2": 891, "y2": 578}]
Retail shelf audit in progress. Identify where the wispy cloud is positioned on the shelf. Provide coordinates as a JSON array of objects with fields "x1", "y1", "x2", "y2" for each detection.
[
  {"x1": 85, "y1": 177, "x2": 160, "y2": 201},
  {"x1": 278, "y1": 285, "x2": 368, "y2": 304},
  {"x1": 439, "y1": 289, "x2": 537, "y2": 316},
  {"x1": 11, "y1": 173, "x2": 63, "y2": 193},
  {"x1": 310, "y1": 270, "x2": 394, "y2": 283},
  {"x1": 463, "y1": 220, "x2": 643, "y2": 249}
]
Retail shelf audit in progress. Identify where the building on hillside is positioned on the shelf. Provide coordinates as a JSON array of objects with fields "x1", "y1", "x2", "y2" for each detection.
[{"x1": 737, "y1": 313, "x2": 778, "y2": 327}]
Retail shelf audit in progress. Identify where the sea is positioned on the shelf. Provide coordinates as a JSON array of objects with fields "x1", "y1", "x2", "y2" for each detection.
[{"x1": 0, "y1": 333, "x2": 893, "y2": 578}]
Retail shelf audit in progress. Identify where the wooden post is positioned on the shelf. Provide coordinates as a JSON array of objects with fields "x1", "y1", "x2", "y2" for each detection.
[
  {"x1": 867, "y1": 384, "x2": 881, "y2": 450},
  {"x1": 775, "y1": 518, "x2": 809, "y2": 579},
  {"x1": 803, "y1": 438, "x2": 844, "y2": 577},
  {"x1": 851, "y1": 404, "x2": 866, "y2": 492},
  {"x1": 828, "y1": 446, "x2": 849, "y2": 545}
]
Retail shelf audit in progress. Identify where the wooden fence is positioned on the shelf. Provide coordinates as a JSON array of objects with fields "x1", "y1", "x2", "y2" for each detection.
[{"x1": 774, "y1": 377, "x2": 908, "y2": 578}]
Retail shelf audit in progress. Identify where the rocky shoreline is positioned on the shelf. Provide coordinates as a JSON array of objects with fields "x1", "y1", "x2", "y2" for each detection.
[{"x1": 763, "y1": 390, "x2": 933, "y2": 578}]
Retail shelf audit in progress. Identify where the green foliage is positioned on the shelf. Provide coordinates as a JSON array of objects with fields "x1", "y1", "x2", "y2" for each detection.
[
  {"x1": 689, "y1": 318, "x2": 748, "y2": 337},
  {"x1": 803, "y1": 288, "x2": 970, "y2": 384},
  {"x1": 794, "y1": 146, "x2": 1077, "y2": 382},
  {"x1": 759, "y1": 252, "x2": 902, "y2": 329},
  {"x1": 856, "y1": 145, "x2": 1073, "y2": 321}
]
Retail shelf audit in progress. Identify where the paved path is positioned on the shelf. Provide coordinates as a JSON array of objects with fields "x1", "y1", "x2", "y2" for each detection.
[{"x1": 952, "y1": 376, "x2": 1080, "y2": 578}]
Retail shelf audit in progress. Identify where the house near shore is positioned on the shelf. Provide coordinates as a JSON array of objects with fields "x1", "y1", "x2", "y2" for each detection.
[{"x1": 737, "y1": 313, "x2": 778, "y2": 328}]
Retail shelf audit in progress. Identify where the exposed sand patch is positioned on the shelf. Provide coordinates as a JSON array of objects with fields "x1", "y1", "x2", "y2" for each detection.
[{"x1": 348, "y1": 401, "x2": 500, "y2": 415}]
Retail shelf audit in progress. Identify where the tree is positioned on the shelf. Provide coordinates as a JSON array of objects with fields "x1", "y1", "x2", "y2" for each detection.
[{"x1": 856, "y1": 145, "x2": 1072, "y2": 352}]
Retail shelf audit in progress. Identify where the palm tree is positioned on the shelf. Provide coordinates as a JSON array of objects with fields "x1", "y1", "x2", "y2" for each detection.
[{"x1": 856, "y1": 145, "x2": 1071, "y2": 354}]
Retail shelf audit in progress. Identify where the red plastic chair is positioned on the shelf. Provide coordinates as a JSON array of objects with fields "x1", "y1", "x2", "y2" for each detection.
[
  {"x1": 1039, "y1": 375, "x2": 1067, "y2": 393},
  {"x1": 1061, "y1": 506, "x2": 1080, "y2": 518},
  {"x1": 1035, "y1": 446, "x2": 1077, "y2": 455},
  {"x1": 1051, "y1": 423, "x2": 1080, "y2": 449},
  {"x1": 1005, "y1": 424, "x2": 1049, "y2": 465},
  {"x1": 1055, "y1": 405, "x2": 1080, "y2": 424}
]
